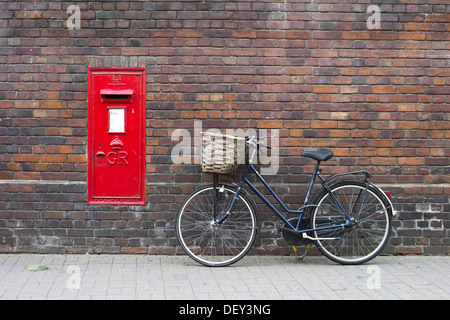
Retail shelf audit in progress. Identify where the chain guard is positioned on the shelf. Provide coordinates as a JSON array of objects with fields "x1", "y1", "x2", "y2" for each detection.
[{"x1": 281, "y1": 218, "x2": 313, "y2": 246}]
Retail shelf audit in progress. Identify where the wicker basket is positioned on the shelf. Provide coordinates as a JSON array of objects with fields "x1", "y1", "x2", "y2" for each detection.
[{"x1": 201, "y1": 132, "x2": 243, "y2": 174}]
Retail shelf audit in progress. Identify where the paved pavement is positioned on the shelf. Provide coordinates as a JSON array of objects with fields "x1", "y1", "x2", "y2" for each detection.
[{"x1": 0, "y1": 254, "x2": 448, "y2": 300}]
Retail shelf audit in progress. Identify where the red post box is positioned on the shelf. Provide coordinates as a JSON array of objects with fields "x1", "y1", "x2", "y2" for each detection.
[{"x1": 87, "y1": 68, "x2": 146, "y2": 205}]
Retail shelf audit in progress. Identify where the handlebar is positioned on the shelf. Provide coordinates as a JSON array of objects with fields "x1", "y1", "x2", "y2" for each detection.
[{"x1": 246, "y1": 135, "x2": 272, "y2": 149}]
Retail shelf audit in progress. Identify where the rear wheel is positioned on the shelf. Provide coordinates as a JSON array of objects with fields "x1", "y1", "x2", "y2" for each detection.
[
  {"x1": 176, "y1": 185, "x2": 258, "y2": 267},
  {"x1": 311, "y1": 181, "x2": 392, "y2": 265}
]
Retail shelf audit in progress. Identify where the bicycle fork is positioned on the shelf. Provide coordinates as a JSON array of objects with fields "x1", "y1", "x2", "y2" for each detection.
[
  {"x1": 214, "y1": 165, "x2": 253, "y2": 225},
  {"x1": 215, "y1": 182, "x2": 244, "y2": 225}
]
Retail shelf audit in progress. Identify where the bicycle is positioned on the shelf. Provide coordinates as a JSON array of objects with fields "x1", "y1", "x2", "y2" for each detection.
[{"x1": 176, "y1": 132, "x2": 395, "y2": 267}]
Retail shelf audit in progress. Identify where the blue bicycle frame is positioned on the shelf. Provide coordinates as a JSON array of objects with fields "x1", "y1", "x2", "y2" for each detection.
[{"x1": 216, "y1": 163, "x2": 354, "y2": 235}]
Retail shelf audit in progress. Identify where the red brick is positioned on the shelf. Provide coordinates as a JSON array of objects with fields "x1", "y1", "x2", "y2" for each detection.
[
  {"x1": 176, "y1": 30, "x2": 203, "y2": 38},
  {"x1": 258, "y1": 85, "x2": 283, "y2": 93},
  {"x1": 68, "y1": 155, "x2": 86, "y2": 163},
  {"x1": 231, "y1": 30, "x2": 257, "y2": 38},
  {"x1": 373, "y1": 86, "x2": 399, "y2": 94},
  {"x1": 258, "y1": 30, "x2": 285, "y2": 39},
  {"x1": 313, "y1": 86, "x2": 339, "y2": 94},
  {"x1": 41, "y1": 154, "x2": 67, "y2": 163},
  {"x1": 398, "y1": 158, "x2": 424, "y2": 166},
  {"x1": 122, "y1": 48, "x2": 148, "y2": 56},
  {"x1": 399, "y1": 32, "x2": 426, "y2": 40},
  {"x1": 311, "y1": 121, "x2": 338, "y2": 129},
  {"x1": 41, "y1": 101, "x2": 67, "y2": 109},
  {"x1": 285, "y1": 68, "x2": 312, "y2": 75},
  {"x1": 396, "y1": 247, "x2": 423, "y2": 255},
  {"x1": 426, "y1": 14, "x2": 449, "y2": 23},
  {"x1": 14, "y1": 172, "x2": 40, "y2": 180},
  {"x1": 15, "y1": 11, "x2": 42, "y2": 19},
  {"x1": 257, "y1": 120, "x2": 283, "y2": 129},
  {"x1": 42, "y1": 11, "x2": 67, "y2": 19},
  {"x1": 371, "y1": 32, "x2": 398, "y2": 40},
  {"x1": 46, "y1": 128, "x2": 59, "y2": 136},
  {"x1": 340, "y1": 32, "x2": 357, "y2": 40},
  {"x1": 60, "y1": 146, "x2": 72, "y2": 154},
  {"x1": 13, "y1": 101, "x2": 39, "y2": 109},
  {"x1": 13, "y1": 154, "x2": 39, "y2": 163},
  {"x1": 400, "y1": 86, "x2": 424, "y2": 94},
  {"x1": 397, "y1": 122, "x2": 424, "y2": 130},
  {"x1": 150, "y1": 120, "x2": 175, "y2": 128},
  {"x1": 258, "y1": 48, "x2": 284, "y2": 57},
  {"x1": 285, "y1": 30, "x2": 312, "y2": 39},
  {"x1": 121, "y1": 247, "x2": 148, "y2": 254},
  {"x1": 203, "y1": 48, "x2": 229, "y2": 56}
]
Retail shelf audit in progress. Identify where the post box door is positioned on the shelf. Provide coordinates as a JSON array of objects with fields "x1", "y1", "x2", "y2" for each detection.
[{"x1": 88, "y1": 68, "x2": 146, "y2": 205}]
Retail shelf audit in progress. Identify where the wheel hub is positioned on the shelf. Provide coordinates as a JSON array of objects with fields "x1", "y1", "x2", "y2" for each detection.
[{"x1": 210, "y1": 221, "x2": 220, "y2": 231}]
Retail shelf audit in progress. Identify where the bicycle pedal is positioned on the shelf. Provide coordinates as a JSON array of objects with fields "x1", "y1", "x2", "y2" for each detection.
[
  {"x1": 295, "y1": 243, "x2": 311, "y2": 261},
  {"x1": 290, "y1": 245, "x2": 299, "y2": 258}
]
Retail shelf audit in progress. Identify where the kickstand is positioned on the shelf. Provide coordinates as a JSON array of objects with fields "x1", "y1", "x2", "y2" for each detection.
[{"x1": 292, "y1": 244, "x2": 311, "y2": 261}]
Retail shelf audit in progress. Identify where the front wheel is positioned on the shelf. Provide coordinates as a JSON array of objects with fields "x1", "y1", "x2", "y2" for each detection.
[
  {"x1": 176, "y1": 185, "x2": 258, "y2": 267},
  {"x1": 311, "y1": 181, "x2": 392, "y2": 265}
]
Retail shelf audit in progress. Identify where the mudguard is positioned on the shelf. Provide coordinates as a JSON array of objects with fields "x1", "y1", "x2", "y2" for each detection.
[{"x1": 369, "y1": 182, "x2": 396, "y2": 217}]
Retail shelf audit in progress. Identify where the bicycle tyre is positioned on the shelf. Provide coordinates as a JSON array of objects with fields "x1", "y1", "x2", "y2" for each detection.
[
  {"x1": 176, "y1": 184, "x2": 258, "y2": 267},
  {"x1": 311, "y1": 181, "x2": 392, "y2": 265}
]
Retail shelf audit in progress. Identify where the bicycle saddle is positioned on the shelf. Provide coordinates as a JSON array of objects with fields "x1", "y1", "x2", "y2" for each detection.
[{"x1": 301, "y1": 150, "x2": 333, "y2": 162}]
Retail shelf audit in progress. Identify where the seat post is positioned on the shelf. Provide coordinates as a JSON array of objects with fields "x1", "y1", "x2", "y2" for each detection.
[
  {"x1": 314, "y1": 160, "x2": 321, "y2": 172},
  {"x1": 304, "y1": 160, "x2": 321, "y2": 209}
]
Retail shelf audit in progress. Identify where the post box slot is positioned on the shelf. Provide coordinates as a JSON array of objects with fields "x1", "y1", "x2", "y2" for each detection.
[
  {"x1": 100, "y1": 89, "x2": 133, "y2": 102},
  {"x1": 105, "y1": 94, "x2": 131, "y2": 100}
]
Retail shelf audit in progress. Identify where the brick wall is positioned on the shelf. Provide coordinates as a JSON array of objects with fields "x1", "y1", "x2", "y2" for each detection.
[{"x1": 0, "y1": 0, "x2": 448, "y2": 255}]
